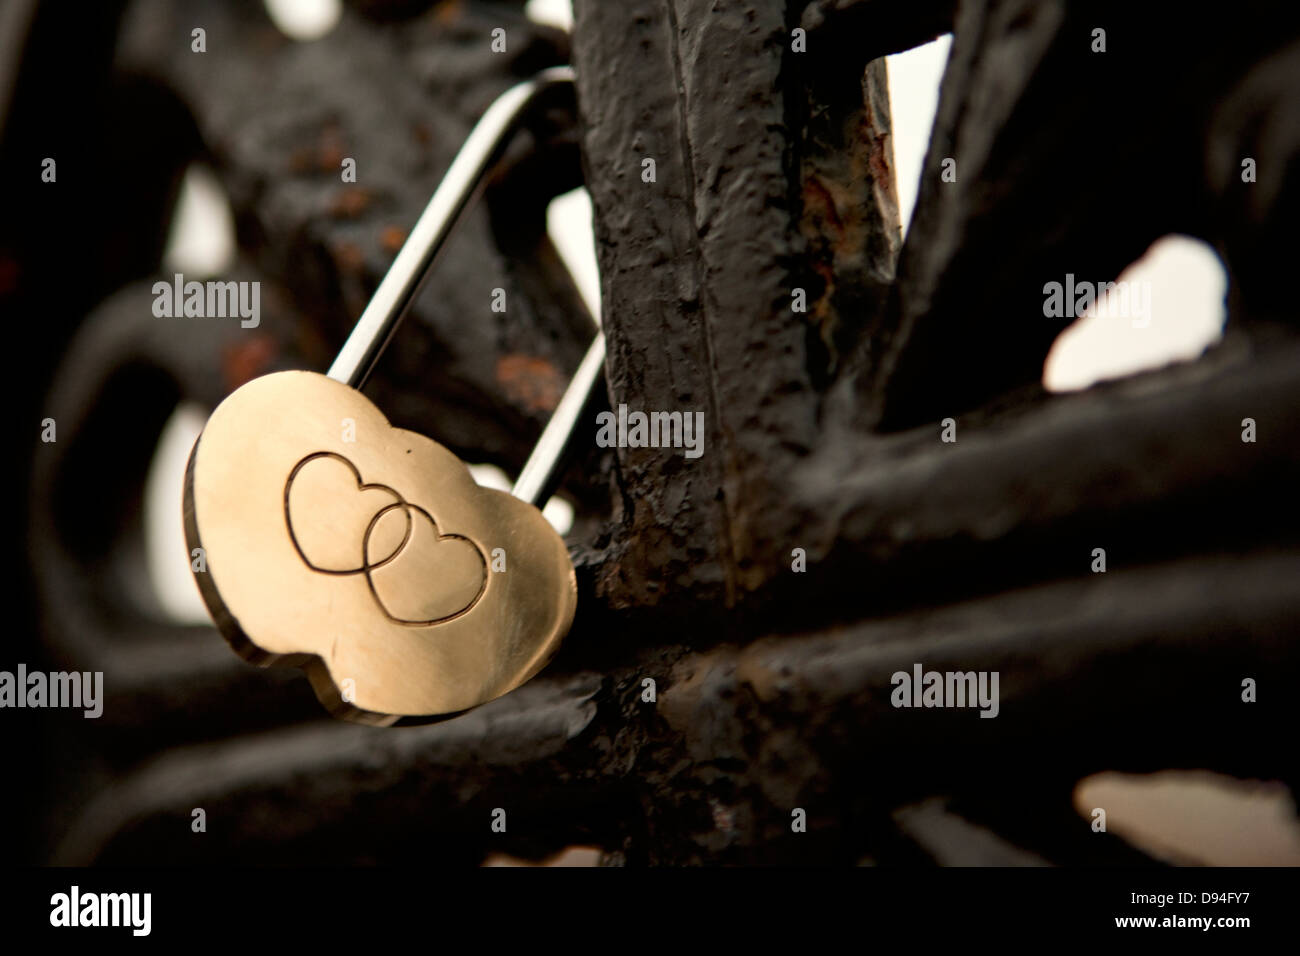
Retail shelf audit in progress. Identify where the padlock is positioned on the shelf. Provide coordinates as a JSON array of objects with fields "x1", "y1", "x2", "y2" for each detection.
[{"x1": 183, "y1": 67, "x2": 603, "y2": 727}]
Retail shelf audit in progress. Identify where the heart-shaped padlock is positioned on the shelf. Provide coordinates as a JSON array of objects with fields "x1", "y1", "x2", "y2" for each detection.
[{"x1": 184, "y1": 67, "x2": 602, "y2": 726}]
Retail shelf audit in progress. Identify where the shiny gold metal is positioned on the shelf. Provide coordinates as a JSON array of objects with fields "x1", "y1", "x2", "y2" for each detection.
[
  {"x1": 182, "y1": 69, "x2": 590, "y2": 725},
  {"x1": 184, "y1": 370, "x2": 576, "y2": 725}
]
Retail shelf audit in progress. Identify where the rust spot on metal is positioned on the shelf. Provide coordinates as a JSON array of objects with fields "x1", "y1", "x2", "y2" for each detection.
[
  {"x1": 222, "y1": 334, "x2": 278, "y2": 391},
  {"x1": 867, "y1": 129, "x2": 894, "y2": 203},
  {"x1": 434, "y1": 0, "x2": 464, "y2": 26},
  {"x1": 380, "y1": 226, "x2": 408, "y2": 253},
  {"x1": 316, "y1": 121, "x2": 347, "y2": 172},
  {"x1": 802, "y1": 174, "x2": 844, "y2": 236},
  {"x1": 328, "y1": 187, "x2": 374, "y2": 219},
  {"x1": 332, "y1": 241, "x2": 365, "y2": 275},
  {"x1": 495, "y1": 354, "x2": 565, "y2": 413},
  {"x1": 289, "y1": 122, "x2": 348, "y2": 175}
]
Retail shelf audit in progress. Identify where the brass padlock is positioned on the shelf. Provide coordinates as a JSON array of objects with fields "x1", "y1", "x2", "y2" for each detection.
[{"x1": 184, "y1": 67, "x2": 603, "y2": 726}]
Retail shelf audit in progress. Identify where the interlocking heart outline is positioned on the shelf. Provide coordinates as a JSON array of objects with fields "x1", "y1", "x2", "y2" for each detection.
[{"x1": 283, "y1": 452, "x2": 488, "y2": 626}]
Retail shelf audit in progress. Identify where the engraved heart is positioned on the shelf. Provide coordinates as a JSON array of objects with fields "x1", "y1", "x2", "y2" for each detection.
[
  {"x1": 364, "y1": 502, "x2": 487, "y2": 625},
  {"x1": 285, "y1": 452, "x2": 409, "y2": 574},
  {"x1": 366, "y1": 496, "x2": 488, "y2": 624},
  {"x1": 284, "y1": 451, "x2": 489, "y2": 624}
]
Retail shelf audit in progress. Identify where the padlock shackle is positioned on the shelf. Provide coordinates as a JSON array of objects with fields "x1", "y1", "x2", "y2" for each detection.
[
  {"x1": 511, "y1": 331, "x2": 605, "y2": 506},
  {"x1": 327, "y1": 65, "x2": 578, "y2": 391},
  {"x1": 326, "y1": 65, "x2": 605, "y2": 510}
]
